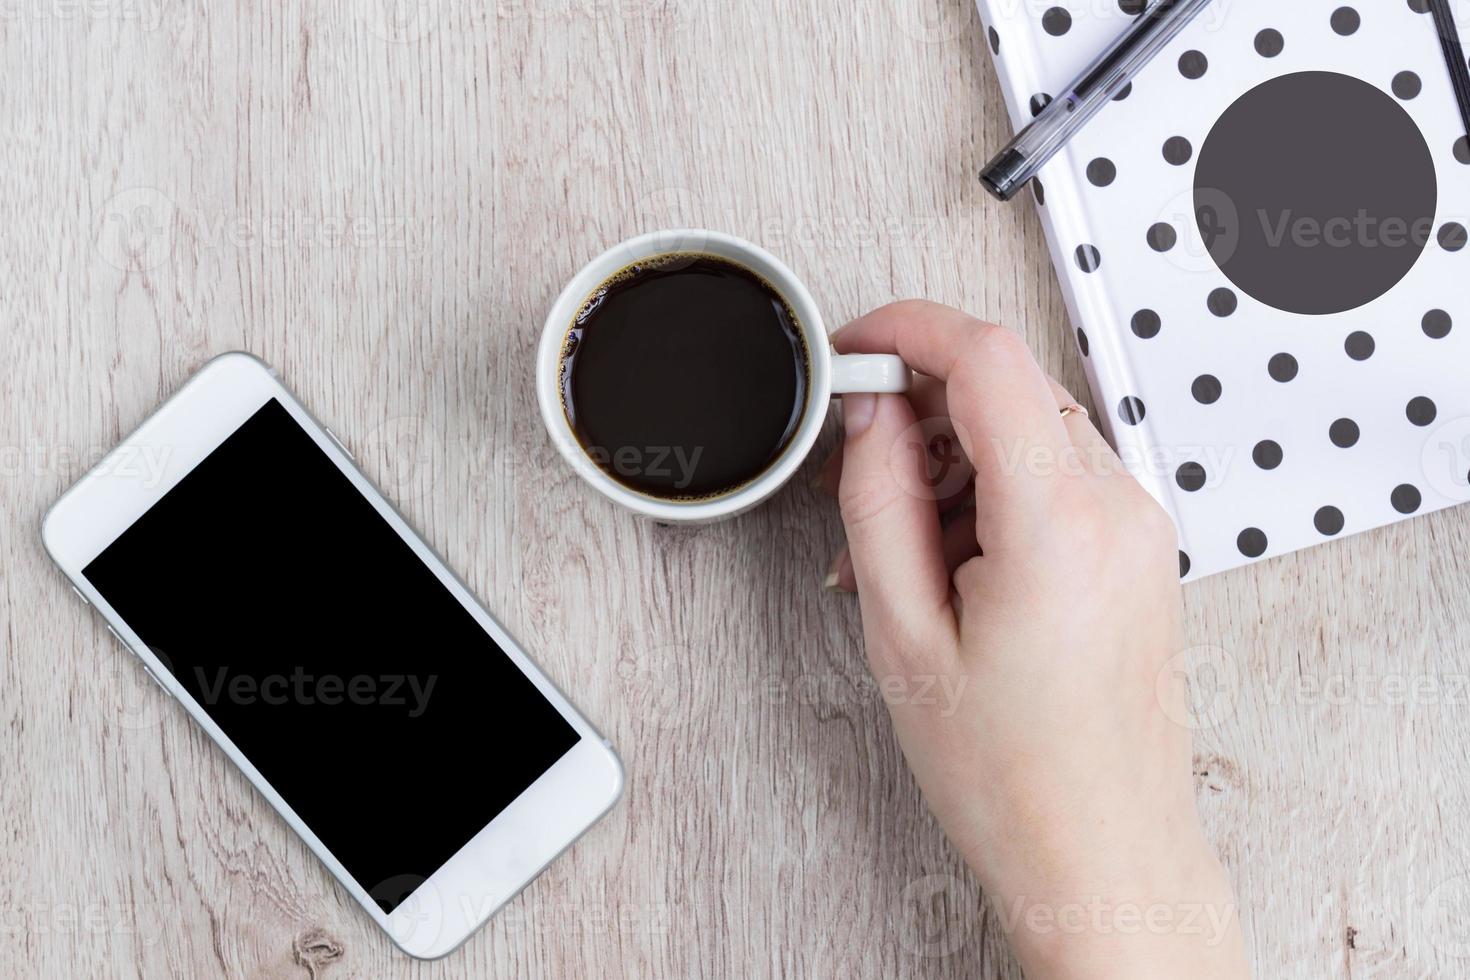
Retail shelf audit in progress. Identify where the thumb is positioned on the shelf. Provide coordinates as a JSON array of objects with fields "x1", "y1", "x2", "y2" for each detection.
[{"x1": 834, "y1": 392, "x2": 954, "y2": 644}]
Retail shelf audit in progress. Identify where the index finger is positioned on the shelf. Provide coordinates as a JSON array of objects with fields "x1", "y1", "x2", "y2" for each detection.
[{"x1": 834, "y1": 301, "x2": 1074, "y2": 524}]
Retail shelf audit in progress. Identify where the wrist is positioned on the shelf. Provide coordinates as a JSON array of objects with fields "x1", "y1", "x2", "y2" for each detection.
[{"x1": 980, "y1": 836, "x2": 1246, "y2": 980}]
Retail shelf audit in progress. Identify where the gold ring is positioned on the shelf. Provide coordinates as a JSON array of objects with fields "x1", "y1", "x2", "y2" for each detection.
[{"x1": 1059, "y1": 403, "x2": 1089, "y2": 420}]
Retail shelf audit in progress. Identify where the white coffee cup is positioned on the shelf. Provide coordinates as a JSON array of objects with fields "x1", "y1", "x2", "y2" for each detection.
[{"x1": 536, "y1": 229, "x2": 911, "y2": 522}]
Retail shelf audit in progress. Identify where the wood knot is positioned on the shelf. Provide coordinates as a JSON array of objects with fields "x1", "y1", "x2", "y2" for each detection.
[
  {"x1": 1192, "y1": 752, "x2": 1242, "y2": 794},
  {"x1": 293, "y1": 927, "x2": 344, "y2": 978}
]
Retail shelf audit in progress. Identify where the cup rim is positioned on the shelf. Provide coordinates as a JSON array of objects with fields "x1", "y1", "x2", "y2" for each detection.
[{"x1": 536, "y1": 229, "x2": 833, "y2": 522}]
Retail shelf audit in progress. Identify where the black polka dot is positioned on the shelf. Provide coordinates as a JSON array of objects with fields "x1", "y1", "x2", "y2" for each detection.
[
  {"x1": 1253, "y1": 440, "x2": 1283, "y2": 470},
  {"x1": 1314, "y1": 506, "x2": 1345, "y2": 536},
  {"x1": 988, "y1": 26, "x2": 1000, "y2": 54},
  {"x1": 1407, "y1": 396, "x2": 1437, "y2": 426},
  {"x1": 1118, "y1": 396, "x2": 1146, "y2": 425},
  {"x1": 1330, "y1": 418, "x2": 1360, "y2": 448},
  {"x1": 1178, "y1": 550, "x2": 1191, "y2": 578},
  {"x1": 1392, "y1": 483, "x2": 1422, "y2": 514},
  {"x1": 1207, "y1": 288, "x2": 1237, "y2": 317},
  {"x1": 1086, "y1": 158, "x2": 1117, "y2": 187},
  {"x1": 1176, "y1": 462, "x2": 1207, "y2": 492},
  {"x1": 1191, "y1": 374, "x2": 1222, "y2": 404},
  {"x1": 1179, "y1": 50, "x2": 1208, "y2": 79},
  {"x1": 1393, "y1": 71, "x2": 1422, "y2": 100},
  {"x1": 1042, "y1": 7, "x2": 1072, "y2": 36},
  {"x1": 1030, "y1": 93, "x2": 1053, "y2": 117},
  {"x1": 1423, "y1": 309, "x2": 1452, "y2": 338},
  {"x1": 1076, "y1": 327, "x2": 1089, "y2": 357},
  {"x1": 1408, "y1": 0, "x2": 1431, "y2": 12},
  {"x1": 1440, "y1": 222, "x2": 1468, "y2": 251},
  {"x1": 1455, "y1": 136, "x2": 1470, "y2": 164},
  {"x1": 1119, "y1": 0, "x2": 1146, "y2": 14},
  {"x1": 1268, "y1": 352, "x2": 1298, "y2": 382},
  {"x1": 1237, "y1": 527, "x2": 1268, "y2": 558},
  {"x1": 1147, "y1": 222, "x2": 1177, "y2": 251},
  {"x1": 1075, "y1": 244, "x2": 1101, "y2": 272},
  {"x1": 1112, "y1": 81, "x2": 1133, "y2": 102},
  {"x1": 1331, "y1": 6, "x2": 1360, "y2": 34},
  {"x1": 1032, "y1": 179, "x2": 1046, "y2": 206},
  {"x1": 1344, "y1": 331, "x2": 1375, "y2": 360},
  {"x1": 1162, "y1": 136, "x2": 1193, "y2": 165},
  {"x1": 1131, "y1": 309, "x2": 1161, "y2": 339},
  {"x1": 1254, "y1": 29, "x2": 1284, "y2": 58}
]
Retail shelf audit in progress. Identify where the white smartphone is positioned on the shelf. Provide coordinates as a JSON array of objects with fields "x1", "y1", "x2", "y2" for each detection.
[{"x1": 42, "y1": 352, "x2": 623, "y2": 959}]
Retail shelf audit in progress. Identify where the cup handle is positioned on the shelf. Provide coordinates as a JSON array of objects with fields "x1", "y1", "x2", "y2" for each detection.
[{"x1": 830, "y1": 353, "x2": 911, "y2": 395}]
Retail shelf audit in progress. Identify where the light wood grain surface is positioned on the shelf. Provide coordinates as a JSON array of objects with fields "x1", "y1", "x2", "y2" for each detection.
[{"x1": 4, "y1": 1, "x2": 1469, "y2": 977}]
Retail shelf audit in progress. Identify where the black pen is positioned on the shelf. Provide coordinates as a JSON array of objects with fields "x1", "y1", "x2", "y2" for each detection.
[
  {"x1": 981, "y1": 0, "x2": 1214, "y2": 202},
  {"x1": 1428, "y1": 0, "x2": 1470, "y2": 140}
]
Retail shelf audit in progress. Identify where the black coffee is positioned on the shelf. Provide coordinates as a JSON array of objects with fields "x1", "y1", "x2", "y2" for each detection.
[{"x1": 558, "y1": 253, "x2": 810, "y2": 500}]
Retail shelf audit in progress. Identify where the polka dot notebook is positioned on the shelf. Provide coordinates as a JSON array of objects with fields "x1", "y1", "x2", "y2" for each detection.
[{"x1": 977, "y1": 0, "x2": 1470, "y2": 580}]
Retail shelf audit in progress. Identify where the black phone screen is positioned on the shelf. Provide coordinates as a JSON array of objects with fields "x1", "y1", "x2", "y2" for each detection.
[{"x1": 83, "y1": 398, "x2": 581, "y2": 913}]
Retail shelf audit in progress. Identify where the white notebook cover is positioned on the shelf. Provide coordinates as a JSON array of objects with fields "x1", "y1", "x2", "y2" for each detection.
[{"x1": 975, "y1": 0, "x2": 1470, "y2": 580}]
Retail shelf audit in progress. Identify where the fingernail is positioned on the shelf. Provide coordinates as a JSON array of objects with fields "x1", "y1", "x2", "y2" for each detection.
[
  {"x1": 843, "y1": 394, "x2": 877, "y2": 437},
  {"x1": 812, "y1": 448, "x2": 843, "y2": 496},
  {"x1": 823, "y1": 550, "x2": 854, "y2": 593}
]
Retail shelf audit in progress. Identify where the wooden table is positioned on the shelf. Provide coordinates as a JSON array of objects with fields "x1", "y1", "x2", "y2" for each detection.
[{"x1": 5, "y1": 1, "x2": 1468, "y2": 976}]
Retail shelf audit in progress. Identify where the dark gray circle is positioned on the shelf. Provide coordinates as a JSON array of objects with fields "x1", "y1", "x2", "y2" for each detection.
[
  {"x1": 1076, "y1": 327, "x2": 1089, "y2": 356},
  {"x1": 1440, "y1": 223, "x2": 1468, "y2": 251},
  {"x1": 1163, "y1": 136, "x2": 1193, "y2": 165},
  {"x1": 1344, "y1": 331, "x2": 1375, "y2": 360},
  {"x1": 1253, "y1": 440, "x2": 1283, "y2": 469},
  {"x1": 1179, "y1": 50, "x2": 1208, "y2": 79},
  {"x1": 1131, "y1": 309, "x2": 1161, "y2": 338},
  {"x1": 1194, "y1": 71, "x2": 1437, "y2": 316},
  {"x1": 1075, "y1": 244, "x2": 1101, "y2": 272},
  {"x1": 1407, "y1": 396, "x2": 1437, "y2": 426},
  {"x1": 1237, "y1": 527, "x2": 1268, "y2": 558},
  {"x1": 1191, "y1": 374, "x2": 1222, "y2": 404},
  {"x1": 1330, "y1": 418, "x2": 1360, "y2": 447},
  {"x1": 1087, "y1": 158, "x2": 1117, "y2": 187},
  {"x1": 1119, "y1": 0, "x2": 1146, "y2": 13},
  {"x1": 1042, "y1": 7, "x2": 1072, "y2": 35},
  {"x1": 1112, "y1": 81, "x2": 1133, "y2": 102},
  {"x1": 1118, "y1": 396, "x2": 1146, "y2": 425},
  {"x1": 1178, "y1": 551, "x2": 1191, "y2": 578},
  {"x1": 1030, "y1": 93, "x2": 1053, "y2": 117},
  {"x1": 1392, "y1": 71, "x2": 1422, "y2": 100},
  {"x1": 1176, "y1": 462, "x2": 1207, "y2": 492},
  {"x1": 1268, "y1": 352, "x2": 1298, "y2": 382},
  {"x1": 989, "y1": 26, "x2": 1000, "y2": 54},
  {"x1": 1314, "y1": 506, "x2": 1345, "y2": 535},
  {"x1": 1207, "y1": 288, "x2": 1237, "y2": 317},
  {"x1": 1455, "y1": 136, "x2": 1470, "y2": 164},
  {"x1": 1331, "y1": 7, "x2": 1360, "y2": 34},
  {"x1": 1392, "y1": 484, "x2": 1422, "y2": 514},
  {"x1": 1147, "y1": 222, "x2": 1177, "y2": 251},
  {"x1": 1255, "y1": 29, "x2": 1284, "y2": 58},
  {"x1": 1423, "y1": 309, "x2": 1452, "y2": 338}
]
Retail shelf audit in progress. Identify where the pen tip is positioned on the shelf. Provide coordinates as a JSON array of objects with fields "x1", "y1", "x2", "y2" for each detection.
[{"x1": 979, "y1": 147, "x2": 1028, "y2": 202}]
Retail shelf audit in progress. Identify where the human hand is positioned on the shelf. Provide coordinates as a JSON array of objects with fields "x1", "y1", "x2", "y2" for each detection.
[{"x1": 820, "y1": 301, "x2": 1248, "y2": 979}]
